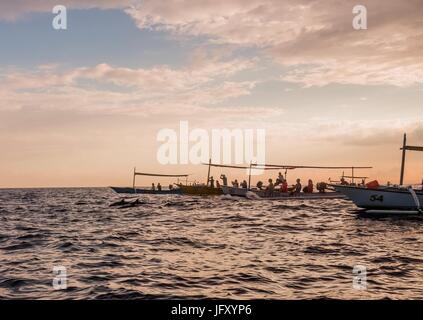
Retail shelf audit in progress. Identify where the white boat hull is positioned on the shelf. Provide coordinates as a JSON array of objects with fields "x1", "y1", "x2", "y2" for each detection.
[
  {"x1": 331, "y1": 185, "x2": 423, "y2": 210},
  {"x1": 221, "y1": 186, "x2": 346, "y2": 200}
]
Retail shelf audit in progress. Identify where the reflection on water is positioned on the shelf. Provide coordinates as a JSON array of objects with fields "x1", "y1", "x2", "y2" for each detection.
[{"x1": 0, "y1": 188, "x2": 422, "y2": 299}]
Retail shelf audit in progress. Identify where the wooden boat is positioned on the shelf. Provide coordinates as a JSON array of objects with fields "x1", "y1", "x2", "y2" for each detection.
[
  {"x1": 221, "y1": 186, "x2": 346, "y2": 200},
  {"x1": 110, "y1": 169, "x2": 189, "y2": 195},
  {"x1": 331, "y1": 184, "x2": 423, "y2": 211},
  {"x1": 211, "y1": 161, "x2": 371, "y2": 201},
  {"x1": 110, "y1": 187, "x2": 181, "y2": 195},
  {"x1": 178, "y1": 184, "x2": 223, "y2": 196},
  {"x1": 331, "y1": 133, "x2": 423, "y2": 214}
]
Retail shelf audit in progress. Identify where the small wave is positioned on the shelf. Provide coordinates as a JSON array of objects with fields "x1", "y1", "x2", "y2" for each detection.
[
  {"x1": 304, "y1": 245, "x2": 338, "y2": 255},
  {"x1": 1, "y1": 242, "x2": 34, "y2": 251}
]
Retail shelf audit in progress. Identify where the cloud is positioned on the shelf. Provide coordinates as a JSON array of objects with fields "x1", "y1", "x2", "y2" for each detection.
[
  {"x1": 302, "y1": 119, "x2": 423, "y2": 147},
  {"x1": 126, "y1": 0, "x2": 423, "y2": 87},
  {"x1": 0, "y1": 0, "x2": 133, "y2": 21},
  {"x1": 0, "y1": 56, "x2": 276, "y2": 126},
  {"x1": 2, "y1": 1, "x2": 423, "y2": 87}
]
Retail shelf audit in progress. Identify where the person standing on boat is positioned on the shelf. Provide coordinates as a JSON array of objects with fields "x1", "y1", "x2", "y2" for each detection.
[
  {"x1": 281, "y1": 178, "x2": 288, "y2": 193},
  {"x1": 209, "y1": 176, "x2": 215, "y2": 188},
  {"x1": 276, "y1": 172, "x2": 284, "y2": 186},
  {"x1": 157, "y1": 183, "x2": 162, "y2": 191},
  {"x1": 220, "y1": 174, "x2": 228, "y2": 186},
  {"x1": 151, "y1": 183, "x2": 155, "y2": 191}
]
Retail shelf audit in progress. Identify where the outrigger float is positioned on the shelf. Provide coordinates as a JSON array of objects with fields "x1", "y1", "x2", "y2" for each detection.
[
  {"x1": 331, "y1": 134, "x2": 423, "y2": 214},
  {"x1": 110, "y1": 169, "x2": 189, "y2": 194}
]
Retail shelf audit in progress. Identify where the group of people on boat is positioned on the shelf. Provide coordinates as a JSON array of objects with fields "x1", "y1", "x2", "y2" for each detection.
[
  {"x1": 151, "y1": 183, "x2": 174, "y2": 191},
  {"x1": 258, "y1": 174, "x2": 314, "y2": 196},
  {"x1": 212, "y1": 171, "x2": 320, "y2": 194}
]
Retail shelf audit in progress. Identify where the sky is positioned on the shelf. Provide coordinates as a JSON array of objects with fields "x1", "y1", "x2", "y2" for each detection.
[{"x1": 0, "y1": 0, "x2": 422, "y2": 188}]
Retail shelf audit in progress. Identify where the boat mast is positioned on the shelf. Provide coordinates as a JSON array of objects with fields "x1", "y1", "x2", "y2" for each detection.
[{"x1": 400, "y1": 133, "x2": 407, "y2": 186}]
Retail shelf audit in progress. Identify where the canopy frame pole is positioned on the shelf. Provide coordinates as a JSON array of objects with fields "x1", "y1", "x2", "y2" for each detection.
[
  {"x1": 248, "y1": 161, "x2": 252, "y2": 190},
  {"x1": 206, "y1": 158, "x2": 211, "y2": 186},
  {"x1": 133, "y1": 167, "x2": 137, "y2": 194},
  {"x1": 400, "y1": 133, "x2": 407, "y2": 186}
]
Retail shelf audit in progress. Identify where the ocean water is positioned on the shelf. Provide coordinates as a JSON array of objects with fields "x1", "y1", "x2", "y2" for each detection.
[{"x1": 0, "y1": 188, "x2": 422, "y2": 300}]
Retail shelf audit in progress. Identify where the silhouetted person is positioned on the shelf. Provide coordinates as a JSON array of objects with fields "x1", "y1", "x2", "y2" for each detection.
[
  {"x1": 294, "y1": 179, "x2": 302, "y2": 194},
  {"x1": 256, "y1": 181, "x2": 263, "y2": 190},
  {"x1": 266, "y1": 178, "x2": 274, "y2": 196},
  {"x1": 220, "y1": 174, "x2": 228, "y2": 186}
]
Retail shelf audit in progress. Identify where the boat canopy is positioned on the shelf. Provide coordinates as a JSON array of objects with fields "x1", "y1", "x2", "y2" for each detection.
[
  {"x1": 402, "y1": 146, "x2": 423, "y2": 152},
  {"x1": 252, "y1": 164, "x2": 373, "y2": 170},
  {"x1": 132, "y1": 169, "x2": 189, "y2": 191},
  {"x1": 134, "y1": 172, "x2": 189, "y2": 177},
  {"x1": 201, "y1": 161, "x2": 373, "y2": 188},
  {"x1": 201, "y1": 163, "x2": 289, "y2": 170}
]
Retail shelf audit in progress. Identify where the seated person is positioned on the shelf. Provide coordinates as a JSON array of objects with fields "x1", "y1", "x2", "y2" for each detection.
[
  {"x1": 151, "y1": 183, "x2": 155, "y2": 191},
  {"x1": 157, "y1": 183, "x2": 162, "y2": 191},
  {"x1": 303, "y1": 179, "x2": 313, "y2": 193},
  {"x1": 265, "y1": 178, "x2": 274, "y2": 196},
  {"x1": 256, "y1": 181, "x2": 264, "y2": 190},
  {"x1": 240, "y1": 180, "x2": 248, "y2": 189},
  {"x1": 340, "y1": 177, "x2": 349, "y2": 185},
  {"x1": 280, "y1": 179, "x2": 288, "y2": 193},
  {"x1": 293, "y1": 179, "x2": 301, "y2": 194},
  {"x1": 316, "y1": 182, "x2": 327, "y2": 193},
  {"x1": 216, "y1": 180, "x2": 221, "y2": 188},
  {"x1": 232, "y1": 179, "x2": 239, "y2": 188},
  {"x1": 169, "y1": 184, "x2": 173, "y2": 190}
]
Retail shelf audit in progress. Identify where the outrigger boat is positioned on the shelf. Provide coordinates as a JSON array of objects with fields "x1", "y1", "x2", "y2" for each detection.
[
  {"x1": 216, "y1": 162, "x2": 372, "y2": 200},
  {"x1": 110, "y1": 169, "x2": 189, "y2": 194},
  {"x1": 176, "y1": 159, "x2": 225, "y2": 195},
  {"x1": 331, "y1": 134, "x2": 423, "y2": 214}
]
